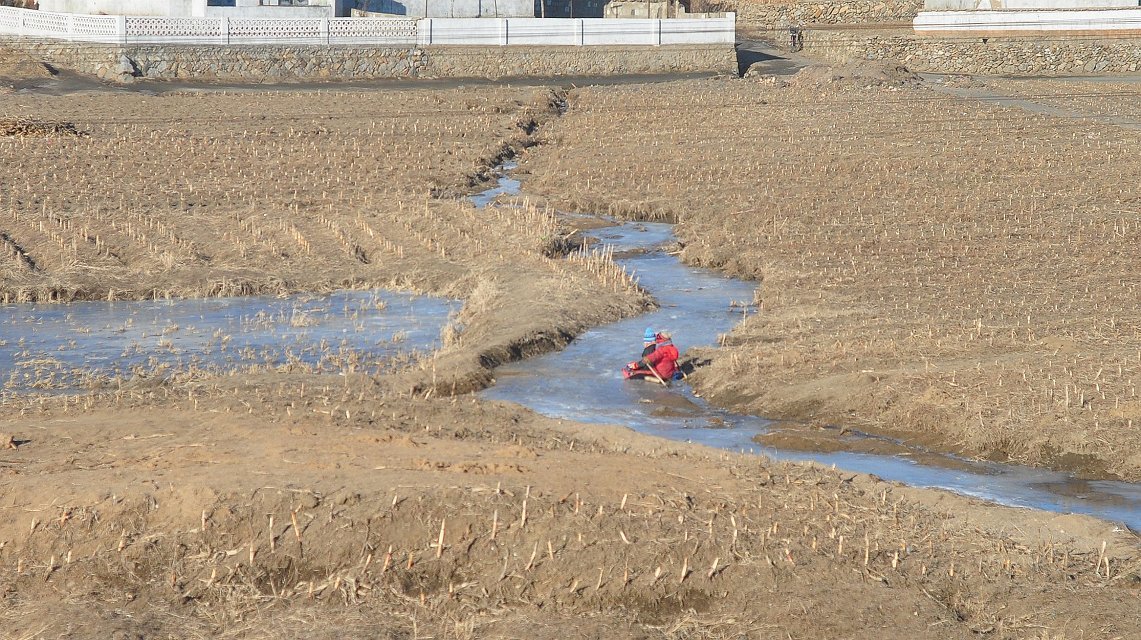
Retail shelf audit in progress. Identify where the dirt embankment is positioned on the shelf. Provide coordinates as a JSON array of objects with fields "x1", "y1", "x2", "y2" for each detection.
[
  {"x1": 0, "y1": 44, "x2": 55, "y2": 94},
  {"x1": 518, "y1": 73, "x2": 1141, "y2": 481}
]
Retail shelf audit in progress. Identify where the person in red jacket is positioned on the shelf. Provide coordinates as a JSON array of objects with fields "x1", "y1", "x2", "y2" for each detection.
[{"x1": 627, "y1": 331, "x2": 680, "y2": 381}]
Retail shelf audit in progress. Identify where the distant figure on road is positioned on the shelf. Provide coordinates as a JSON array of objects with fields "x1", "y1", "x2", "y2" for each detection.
[{"x1": 789, "y1": 26, "x2": 804, "y2": 52}]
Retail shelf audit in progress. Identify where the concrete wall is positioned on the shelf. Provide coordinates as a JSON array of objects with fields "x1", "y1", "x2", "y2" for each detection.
[
  {"x1": 732, "y1": 0, "x2": 1138, "y2": 28},
  {"x1": 915, "y1": 8, "x2": 1141, "y2": 32},
  {"x1": 924, "y1": 0, "x2": 1138, "y2": 8},
  {"x1": 415, "y1": 16, "x2": 734, "y2": 43},
  {"x1": 1, "y1": 7, "x2": 735, "y2": 45},
  {"x1": 354, "y1": 0, "x2": 534, "y2": 17},
  {"x1": 40, "y1": 0, "x2": 194, "y2": 15},
  {"x1": 1, "y1": 39, "x2": 737, "y2": 79},
  {"x1": 800, "y1": 26, "x2": 1141, "y2": 73},
  {"x1": 604, "y1": 1, "x2": 674, "y2": 18}
]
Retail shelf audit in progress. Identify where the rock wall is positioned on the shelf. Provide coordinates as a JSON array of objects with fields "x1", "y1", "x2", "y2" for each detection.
[
  {"x1": 1, "y1": 39, "x2": 736, "y2": 81},
  {"x1": 424, "y1": 44, "x2": 736, "y2": 76},
  {"x1": 730, "y1": 0, "x2": 922, "y2": 28},
  {"x1": 801, "y1": 28, "x2": 1141, "y2": 74}
]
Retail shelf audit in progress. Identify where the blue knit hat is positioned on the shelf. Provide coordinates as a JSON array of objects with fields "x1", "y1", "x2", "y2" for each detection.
[{"x1": 643, "y1": 328, "x2": 656, "y2": 341}]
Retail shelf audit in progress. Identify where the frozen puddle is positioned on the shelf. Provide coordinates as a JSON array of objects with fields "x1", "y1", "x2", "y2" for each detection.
[{"x1": 1, "y1": 290, "x2": 458, "y2": 396}]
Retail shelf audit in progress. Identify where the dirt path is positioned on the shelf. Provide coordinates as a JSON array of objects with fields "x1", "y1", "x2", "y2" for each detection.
[{"x1": 924, "y1": 75, "x2": 1141, "y2": 132}]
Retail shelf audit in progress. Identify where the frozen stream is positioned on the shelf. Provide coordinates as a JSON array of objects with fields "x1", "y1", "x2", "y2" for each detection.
[{"x1": 476, "y1": 174, "x2": 1141, "y2": 531}]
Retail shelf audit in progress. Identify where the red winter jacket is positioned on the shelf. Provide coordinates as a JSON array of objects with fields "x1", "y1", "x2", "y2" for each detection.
[{"x1": 643, "y1": 341, "x2": 679, "y2": 379}]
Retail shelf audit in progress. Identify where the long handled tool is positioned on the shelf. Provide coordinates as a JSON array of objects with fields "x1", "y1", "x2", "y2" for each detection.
[{"x1": 645, "y1": 363, "x2": 670, "y2": 388}]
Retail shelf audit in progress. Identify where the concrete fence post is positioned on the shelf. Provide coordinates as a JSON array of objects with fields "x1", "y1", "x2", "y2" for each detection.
[
  {"x1": 320, "y1": 17, "x2": 330, "y2": 45},
  {"x1": 66, "y1": 13, "x2": 74, "y2": 39},
  {"x1": 501, "y1": 18, "x2": 509, "y2": 46},
  {"x1": 221, "y1": 16, "x2": 230, "y2": 45},
  {"x1": 116, "y1": 15, "x2": 127, "y2": 45},
  {"x1": 17, "y1": 9, "x2": 25, "y2": 37}
]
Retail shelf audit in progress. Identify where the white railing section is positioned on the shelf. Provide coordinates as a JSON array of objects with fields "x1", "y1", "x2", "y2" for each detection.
[
  {"x1": 415, "y1": 16, "x2": 736, "y2": 46},
  {"x1": 0, "y1": 7, "x2": 734, "y2": 46},
  {"x1": 915, "y1": 10, "x2": 1141, "y2": 34}
]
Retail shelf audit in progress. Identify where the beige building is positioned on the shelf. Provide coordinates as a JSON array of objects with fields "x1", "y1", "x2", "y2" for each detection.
[{"x1": 603, "y1": 0, "x2": 687, "y2": 18}]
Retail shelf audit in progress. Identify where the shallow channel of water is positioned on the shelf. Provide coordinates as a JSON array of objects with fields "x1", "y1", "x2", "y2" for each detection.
[
  {"x1": 0, "y1": 290, "x2": 458, "y2": 397},
  {"x1": 475, "y1": 172, "x2": 1141, "y2": 531}
]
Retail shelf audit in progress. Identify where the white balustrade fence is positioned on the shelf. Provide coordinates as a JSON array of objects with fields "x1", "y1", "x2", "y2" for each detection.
[{"x1": 0, "y1": 6, "x2": 734, "y2": 46}]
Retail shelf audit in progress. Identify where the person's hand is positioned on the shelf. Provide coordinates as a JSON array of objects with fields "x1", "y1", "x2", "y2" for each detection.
[{"x1": 627, "y1": 362, "x2": 639, "y2": 370}]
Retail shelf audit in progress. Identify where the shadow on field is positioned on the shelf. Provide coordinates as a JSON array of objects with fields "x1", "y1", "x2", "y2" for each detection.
[{"x1": 735, "y1": 39, "x2": 806, "y2": 77}]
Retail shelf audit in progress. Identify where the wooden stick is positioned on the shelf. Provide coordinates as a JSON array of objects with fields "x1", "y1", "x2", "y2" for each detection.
[
  {"x1": 525, "y1": 542, "x2": 538, "y2": 571},
  {"x1": 436, "y1": 518, "x2": 446, "y2": 559},
  {"x1": 645, "y1": 361, "x2": 670, "y2": 387},
  {"x1": 707, "y1": 557, "x2": 720, "y2": 579}
]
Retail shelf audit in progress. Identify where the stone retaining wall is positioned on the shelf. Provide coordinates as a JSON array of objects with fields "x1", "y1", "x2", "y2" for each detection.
[
  {"x1": 730, "y1": 0, "x2": 922, "y2": 29},
  {"x1": 802, "y1": 27, "x2": 1141, "y2": 74},
  {"x1": 2, "y1": 39, "x2": 736, "y2": 82},
  {"x1": 423, "y1": 44, "x2": 736, "y2": 77}
]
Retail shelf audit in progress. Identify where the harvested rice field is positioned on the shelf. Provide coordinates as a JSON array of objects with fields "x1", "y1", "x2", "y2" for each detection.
[
  {"x1": 0, "y1": 62, "x2": 1138, "y2": 639},
  {"x1": 520, "y1": 69, "x2": 1141, "y2": 482}
]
